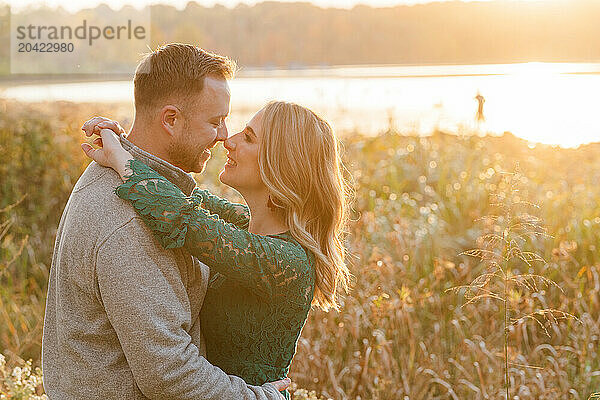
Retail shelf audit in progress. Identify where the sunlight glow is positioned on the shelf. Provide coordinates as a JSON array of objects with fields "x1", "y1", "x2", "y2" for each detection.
[
  {"x1": 2, "y1": 62, "x2": 598, "y2": 148},
  {"x1": 5, "y1": 0, "x2": 575, "y2": 13}
]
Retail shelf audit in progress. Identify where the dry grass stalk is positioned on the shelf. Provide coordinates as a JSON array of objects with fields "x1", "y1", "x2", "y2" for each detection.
[{"x1": 448, "y1": 165, "x2": 579, "y2": 398}]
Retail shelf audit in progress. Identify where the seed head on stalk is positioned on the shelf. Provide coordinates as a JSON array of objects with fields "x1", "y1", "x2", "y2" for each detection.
[{"x1": 447, "y1": 164, "x2": 578, "y2": 398}]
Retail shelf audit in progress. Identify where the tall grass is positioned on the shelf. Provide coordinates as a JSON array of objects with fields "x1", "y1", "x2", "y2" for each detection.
[
  {"x1": 289, "y1": 130, "x2": 600, "y2": 399},
  {"x1": 1, "y1": 100, "x2": 599, "y2": 398},
  {"x1": 448, "y1": 165, "x2": 579, "y2": 398},
  {"x1": 0, "y1": 100, "x2": 131, "y2": 363}
]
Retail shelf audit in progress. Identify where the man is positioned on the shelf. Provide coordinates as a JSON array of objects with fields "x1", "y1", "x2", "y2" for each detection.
[{"x1": 42, "y1": 43, "x2": 288, "y2": 399}]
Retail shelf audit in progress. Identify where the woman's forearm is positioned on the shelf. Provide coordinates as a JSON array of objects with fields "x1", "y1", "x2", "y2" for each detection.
[{"x1": 114, "y1": 152, "x2": 135, "y2": 181}]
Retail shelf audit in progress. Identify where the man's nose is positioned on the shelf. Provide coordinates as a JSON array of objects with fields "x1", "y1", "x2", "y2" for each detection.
[{"x1": 216, "y1": 123, "x2": 228, "y2": 141}]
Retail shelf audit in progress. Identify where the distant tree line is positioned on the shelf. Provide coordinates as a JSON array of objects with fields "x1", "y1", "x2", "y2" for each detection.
[
  {"x1": 1, "y1": 0, "x2": 599, "y2": 75},
  {"x1": 151, "y1": 0, "x2": 600, "y2": 66}
]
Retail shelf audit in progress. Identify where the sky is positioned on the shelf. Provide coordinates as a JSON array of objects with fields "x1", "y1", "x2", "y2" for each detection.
[{"x1": 4, "y1": 0, "x2": 521, "y2": 13}]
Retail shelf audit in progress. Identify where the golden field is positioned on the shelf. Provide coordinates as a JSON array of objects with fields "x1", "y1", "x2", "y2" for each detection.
[{"x1": 1, "y1": 99, "x2": 599, "y2": 399}]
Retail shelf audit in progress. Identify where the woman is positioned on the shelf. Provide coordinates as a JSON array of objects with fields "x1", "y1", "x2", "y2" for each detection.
[{"x1": 81, "y1": 101, "x2": 350, "y2": 399}]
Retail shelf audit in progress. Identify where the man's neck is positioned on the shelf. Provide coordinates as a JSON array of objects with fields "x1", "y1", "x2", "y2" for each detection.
[{"x1": 120, "y1": 125, "x2": 197, "y2": 196}]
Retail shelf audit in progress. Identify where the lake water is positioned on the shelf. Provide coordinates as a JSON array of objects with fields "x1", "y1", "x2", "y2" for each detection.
[{"x1": 2, "y1": 62, "x2": 599, "y2": 147}]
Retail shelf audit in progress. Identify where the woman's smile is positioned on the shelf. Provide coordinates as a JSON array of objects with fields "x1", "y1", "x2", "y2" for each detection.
[{"x1": 225, "y1": 155, "x2": 237, "y2": 167}]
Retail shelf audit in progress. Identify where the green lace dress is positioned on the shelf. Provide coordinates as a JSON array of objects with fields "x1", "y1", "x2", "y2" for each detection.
[{"x1": 115, "y1": 160, "x2": 315, "y2": 399}]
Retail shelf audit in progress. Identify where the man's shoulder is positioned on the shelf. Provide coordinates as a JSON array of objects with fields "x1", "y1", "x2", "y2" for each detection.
[
  {"x1": 69, "y1": 162, "x2": 133, "y2": 211},
  {"x1": 70, "y1": 164, "x2": 189, "y2": 253},
  {"x1": 62, "y1": 162, "x2": 140, "y2": 237},
  {"x1": 73, "y1": 161, "x2": 122, "y2": 195}
]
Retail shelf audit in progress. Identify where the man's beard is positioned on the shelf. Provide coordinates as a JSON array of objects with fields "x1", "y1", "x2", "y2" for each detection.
[{"x1": 167, "y1": 123, "x2": 204, "y2": 173}]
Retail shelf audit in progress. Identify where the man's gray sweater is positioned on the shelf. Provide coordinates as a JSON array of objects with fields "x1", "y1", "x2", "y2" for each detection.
[{"x1": 42, "y1": 137, "x2": 281, "y2": 399}]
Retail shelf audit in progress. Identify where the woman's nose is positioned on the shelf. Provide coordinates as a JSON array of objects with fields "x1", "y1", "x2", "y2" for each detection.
[{"x1": 224, "y1": 137, "x2": 236, "y2": 151}]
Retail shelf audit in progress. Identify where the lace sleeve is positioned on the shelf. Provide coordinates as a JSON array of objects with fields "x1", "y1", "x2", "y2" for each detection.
[
  {"x1": 192, "y1": 188, "x2": 250, "y2": 229},
  {"x1": 115, "y1": 159, "x2": 313, "y2": 303}
]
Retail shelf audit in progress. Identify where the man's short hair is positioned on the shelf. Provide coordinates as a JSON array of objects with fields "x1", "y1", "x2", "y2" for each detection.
[{"x1": 134, "y1": 43, "x2": 237, "y2": 114}]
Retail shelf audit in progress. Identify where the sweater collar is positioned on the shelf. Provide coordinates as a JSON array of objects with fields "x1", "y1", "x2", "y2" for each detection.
[{"x1": 119, "y1": 134, "x2": 197, "y2": 196}]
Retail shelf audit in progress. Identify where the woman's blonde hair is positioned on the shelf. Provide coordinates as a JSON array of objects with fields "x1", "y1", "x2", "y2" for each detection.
[{"x1": 259, "y1": 101, "x2": 351, "y2": 311}]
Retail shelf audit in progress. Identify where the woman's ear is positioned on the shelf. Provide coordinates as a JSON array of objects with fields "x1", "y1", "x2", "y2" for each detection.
[{"x1": 160, "y1": 105, "x2": 181, "y2": 137}]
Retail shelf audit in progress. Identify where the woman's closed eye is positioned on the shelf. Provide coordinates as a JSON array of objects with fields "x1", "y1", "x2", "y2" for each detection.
[{"x1": 243, "y1": 126, "x2": 257, "y2": 142}]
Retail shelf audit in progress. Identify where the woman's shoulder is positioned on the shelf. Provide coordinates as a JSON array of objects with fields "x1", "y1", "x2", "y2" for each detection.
[
  {"x1": 266, "y1": 231, "x2": 304, "y2": 256},
  {"x1": 267, "y1": 231, "x2": 315, "y2": 276}
]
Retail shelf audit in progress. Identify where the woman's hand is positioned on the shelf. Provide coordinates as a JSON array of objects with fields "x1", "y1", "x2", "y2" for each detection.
[
  {"x1": 81, "y1": 116, "x2": 126, "y2": 138},
  {"x1": 267, "y1": 377, "x2": 291, "y2": 398},
  {"x1": 81, "y1": 127, "x2": 133, "y2": 181}
]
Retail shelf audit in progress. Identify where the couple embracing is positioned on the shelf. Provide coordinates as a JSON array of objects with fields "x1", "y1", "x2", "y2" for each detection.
[{"x1": 41, "y1": 43, "x2": 351, "y2": 399}]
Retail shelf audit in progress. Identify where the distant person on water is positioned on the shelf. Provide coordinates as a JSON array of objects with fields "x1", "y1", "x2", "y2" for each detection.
[{"x1": 475, "y1": 92, "x2": 485, "y2": 122}]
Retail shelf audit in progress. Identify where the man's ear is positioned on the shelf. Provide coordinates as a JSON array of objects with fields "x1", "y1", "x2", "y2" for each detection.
[{"x1": 159, "y1": 105, "x2": 181, "y2": 137}]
